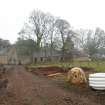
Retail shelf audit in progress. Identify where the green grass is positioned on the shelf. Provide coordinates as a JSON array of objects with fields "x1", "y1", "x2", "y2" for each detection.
[{"x1": 27, "y1": 60, "x2": 105, "y2": 72}]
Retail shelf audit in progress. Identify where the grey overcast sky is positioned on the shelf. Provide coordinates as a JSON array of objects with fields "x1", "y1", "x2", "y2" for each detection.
[{"x1": 0, "y1": 0, "x2": 105, "y2": 43}]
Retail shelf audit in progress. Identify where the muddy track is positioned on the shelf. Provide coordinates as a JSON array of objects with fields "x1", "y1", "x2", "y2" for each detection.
[{"x1": 0, "y1": 66, "x2": 102, "y2": 105}]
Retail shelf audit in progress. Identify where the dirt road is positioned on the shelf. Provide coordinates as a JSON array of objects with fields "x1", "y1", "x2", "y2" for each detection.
[{"x1": 0, "y1": 66, "x2": 103, "y2": 105}]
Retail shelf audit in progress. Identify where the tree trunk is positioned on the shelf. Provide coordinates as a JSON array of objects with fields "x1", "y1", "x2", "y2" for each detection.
[
  {"x1": 50, "y1": 37, "x2": 53, "y2": 61},
  {"x1": 36, "y1": 38, "x2": 41, "y2": 51}
]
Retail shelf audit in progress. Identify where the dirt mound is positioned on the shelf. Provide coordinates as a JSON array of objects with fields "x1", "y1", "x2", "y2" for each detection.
[
  {"x1": 31, "y1": 66, "x2": 94, "y2": 76},
  {"x1": 31, "y1": 67, "x2": 65, "y2": 76}
]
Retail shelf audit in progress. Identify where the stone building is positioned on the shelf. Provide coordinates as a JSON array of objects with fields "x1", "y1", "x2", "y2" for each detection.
[
  {"x1": 32, "y1": 49, "x2": 62, "y2": 63},
  {"x1": 0, "y1": 47, "x2": 18, "y2": 64}
]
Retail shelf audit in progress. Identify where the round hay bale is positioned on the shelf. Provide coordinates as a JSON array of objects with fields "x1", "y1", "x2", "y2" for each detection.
[{"x1": 67, "y1": 67, "x2": 87, "y2": 85}]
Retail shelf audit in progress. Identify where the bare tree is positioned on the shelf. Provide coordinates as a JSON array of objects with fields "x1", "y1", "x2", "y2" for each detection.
[
  {"x1": 76, "y1": 28, "x2": 105, "y2": 60},
  {"x1": 19, "y1": 10, "x2": 55, "y2": 51},
  {"x1": 55, "y1": 19, "x2": 71, "y2": 60},
  {"x1": 47, "y1": 17, "x2": 58, "y2": 58}
]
